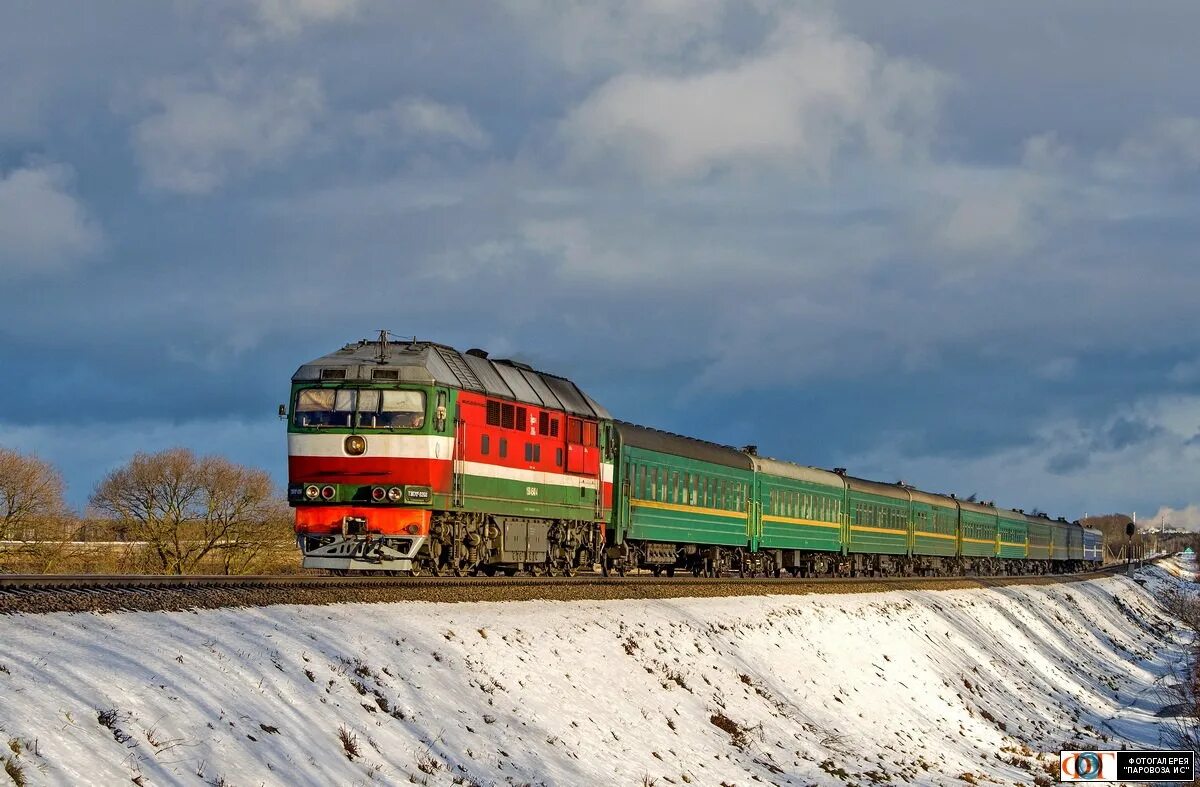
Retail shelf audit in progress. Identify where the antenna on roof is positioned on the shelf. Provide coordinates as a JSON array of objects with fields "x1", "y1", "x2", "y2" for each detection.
[{"x1": 375, "y1": 329, "x2": 390, "y2": 365}]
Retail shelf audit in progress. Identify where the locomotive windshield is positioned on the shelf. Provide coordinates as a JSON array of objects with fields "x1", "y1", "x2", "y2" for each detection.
[{"x1": 293, "y1": 388, "x2": 426, "y2": 429}]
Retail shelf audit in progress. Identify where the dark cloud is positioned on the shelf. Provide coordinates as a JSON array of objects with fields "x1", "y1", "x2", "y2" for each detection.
[{"x1": 2, "y1": 1, "x2": 1200, "y2": 516}]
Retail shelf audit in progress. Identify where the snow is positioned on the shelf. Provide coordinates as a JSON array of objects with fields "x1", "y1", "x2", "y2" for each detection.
[{"x1": 0, "y1": 564, "x2": 1193, "y2": 787}]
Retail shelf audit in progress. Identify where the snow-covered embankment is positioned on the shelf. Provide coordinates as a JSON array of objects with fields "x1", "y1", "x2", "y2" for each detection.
[{"x1": 0, "y1": 566, "x2": 1191, "y2": 786}]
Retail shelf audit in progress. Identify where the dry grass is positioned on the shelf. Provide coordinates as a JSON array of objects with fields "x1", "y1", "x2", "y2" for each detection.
[
  {"x1": 3, "y1": 755, "x2": 25, "y2": 787},
  {"x1": 0, "y1": 540, "x2": 300, "y2": 575},
  {"x1": 338, "y1": 725, "x2": 359, "y2": 760}
]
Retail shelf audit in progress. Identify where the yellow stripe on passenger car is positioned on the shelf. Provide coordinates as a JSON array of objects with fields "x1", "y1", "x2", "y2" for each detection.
[
  {"x1": 761, "y1": 514, "x2": 841, "y2": 530},
  {"x1": 850, "y1": 525, "x2": 907, "y2": 535},
  {"x1": 961, "y1": 537, "x2": 994, "y2": 545},
  {"x1": 631, "y1": 498, "x2": 748, "y2": 520},
  {"x1": 914, "y1": 530, "x2": 956, "y2": 541},
  {"x1": 999, "y1": 541, "x2": 1027, "y2": 549}
]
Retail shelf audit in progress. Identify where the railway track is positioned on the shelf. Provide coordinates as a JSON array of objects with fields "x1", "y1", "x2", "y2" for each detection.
[{"x1": 0, "y1": 563, "x2": 1135, "y2": 616}]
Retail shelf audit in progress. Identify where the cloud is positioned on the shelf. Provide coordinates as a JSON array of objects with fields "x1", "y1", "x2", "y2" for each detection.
[
  {"x1": 560, "y1": 13, "x2": 945, "y2": 181},
  {"x1": 500, "y1": 0, "x2": 737, "y2": 75},
  {"x1": 1097, "y1": 116, "x2": 1200, "y2": 181},
  {"x1": 0, "y1": 163, "x2": 102, "y2": 276},
  {"x1": 231, "y1": 0, "x2": 362, "y2": 43},
  {"x1": 133, "y1": 73, "x2": 324, "y2": 194},
  {"x1": 840, "y1": 394, "x2": 1200, "y2": 521},
  {"x1": 354, "y1": 98, "x2": 490, "y2": 149}
]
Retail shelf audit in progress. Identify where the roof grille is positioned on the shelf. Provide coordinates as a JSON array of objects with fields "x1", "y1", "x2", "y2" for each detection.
[
  {"x1": 372, "y1": 369, "x2": 399, "y2": 380},
  {"x1": 434, "y1": 346, "x2": 485, "y2": 392},
  {"x1": 321, "y1": 368, "x2": 347, "y2": 380}
]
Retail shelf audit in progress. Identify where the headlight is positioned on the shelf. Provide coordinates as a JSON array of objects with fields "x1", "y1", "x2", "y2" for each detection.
[
  {"x1": 344, "y1": 435, "x2": 367, "y2": 456},
  {"x1": 304, "y1": 484, "x2": 320, "y2": 500},
  {"x1": 371, "y1": 486, "x2": 386, "y2": 502},
  {"x1": 387, "y1": 486, "x2": 403, "y2": 502},
  {"x1": 321, "y1": 485, "x2": 336, "y2": 500}
]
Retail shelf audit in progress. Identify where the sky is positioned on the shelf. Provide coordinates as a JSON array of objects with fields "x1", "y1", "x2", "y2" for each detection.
[{"x1": 2, "y1": 1, "x2": 1199, "y2": 528}]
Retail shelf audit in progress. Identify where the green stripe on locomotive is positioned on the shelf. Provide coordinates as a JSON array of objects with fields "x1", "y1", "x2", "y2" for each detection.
[
  {"x1": 613, "y1": 423, "x2": 754, "y2": 548},
  {"x1": 751, "y1": 457, "x2": 845, "y2": 554},
  {"x1": 997, "y1": 513, "x2": 1028, "y2": 559},
  {"x1": 436, "y1": 473, "x2": 602, "y2": 521},
  {"x1": 845, "y1": 477, "x2": 909, "y2": 556}
]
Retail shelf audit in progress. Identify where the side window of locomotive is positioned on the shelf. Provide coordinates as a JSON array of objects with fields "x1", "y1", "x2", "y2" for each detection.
[
  {"x1": 556, "y1": 447, "x2": 563, "y2": 468},
  {"x1": 498, "y1": 438, "x2": 508, "y2": 458},
  {"x1": 481, "y1": 434, "x2": 490, "y2": 455}
]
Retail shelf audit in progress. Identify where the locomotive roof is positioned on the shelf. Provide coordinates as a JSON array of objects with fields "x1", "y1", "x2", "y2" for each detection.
[
  {"x1": 614, "y1": 422, "x2": 753, "y2": 470},
  {"x1": 750, "y1": 456, "x2": 846, "y2": 489},
  {"x1": 292, "y1": 338, "x2": 611, "y2": 420}
]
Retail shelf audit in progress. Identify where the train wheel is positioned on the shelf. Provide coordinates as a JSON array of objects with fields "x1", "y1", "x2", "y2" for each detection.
[
  {"x1": 503, "y1": 567, "x2": 517, "y2": 577},
  {"x1": 652, "y1": 566, "x2": 662, "y2": 577},
  {"x1": 665, "y1": 567, "x2": 676, "y2": 578}
]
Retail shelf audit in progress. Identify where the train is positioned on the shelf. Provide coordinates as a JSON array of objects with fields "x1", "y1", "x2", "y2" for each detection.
[{"x1": 286, "y1": 336, "x2": 1104, "y2": 577}]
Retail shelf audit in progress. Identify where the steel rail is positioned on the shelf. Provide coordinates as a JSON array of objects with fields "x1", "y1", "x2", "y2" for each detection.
[{"x1": 0, "y1": 562, "x2": 1129, "y2": 593}]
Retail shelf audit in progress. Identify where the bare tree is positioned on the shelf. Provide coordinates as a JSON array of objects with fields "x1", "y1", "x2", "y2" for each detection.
[
  {"x1": 0, "y1": 447, "x2": 67, "y2": 541},
  {"x1": 90, "y1": 448, "x2": 287, "y2": 575}
]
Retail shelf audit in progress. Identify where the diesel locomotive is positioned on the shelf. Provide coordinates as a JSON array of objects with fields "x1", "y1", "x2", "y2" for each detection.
[{"x1": 286, "y1": 335, "x2": 1103, "y2": 577}]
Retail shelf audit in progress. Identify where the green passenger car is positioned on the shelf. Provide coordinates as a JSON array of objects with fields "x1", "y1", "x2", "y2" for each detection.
[
  {"x1": 958, "y1": 501, "x2": 998, "y2": 558},
  {"x1": 1048, "y1": 516, "x2": 1069, "y2": 561},
  {"x1": 845, "y1": 476, "x2": 910, "y2": 557},
  {"x1": 1026, "y1": 515, "x2": 1051, "y2": 560},
  {"x1": 997, "y1": 511, "x2": 1029, "y2": 559},
  {"x1": 610, "y1": 422, "x2": 754, "y2": 575},
  {"x1": 751, "y1": 457, "x2": 846, "y2": 575},
  {"x1": 910, "y1": 489, "x2": 959, "y2": 558}
]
